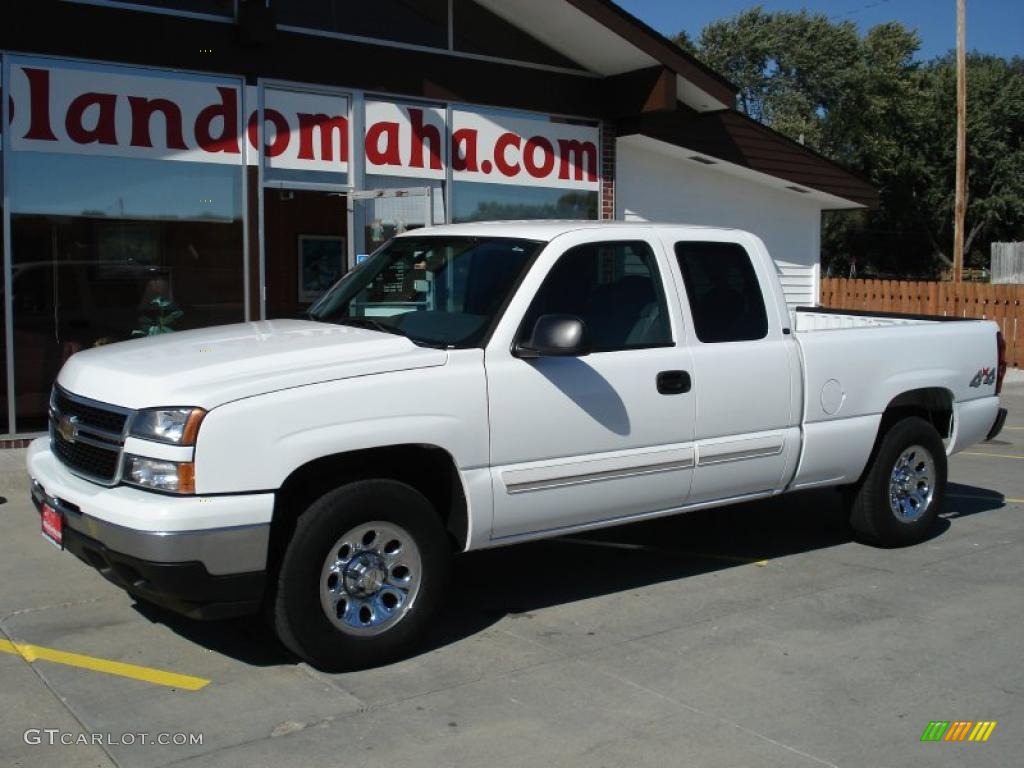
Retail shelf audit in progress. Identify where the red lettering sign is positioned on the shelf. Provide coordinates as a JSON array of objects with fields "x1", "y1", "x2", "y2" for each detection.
[
  {"x1": 9, "y1": 65, "x2": 599, "y2": 190},
  {"x1": 298, "y1": 113, "x2": 349, "y2": 163},
  {"x1": 366, "y1": 120, "x2": 401, "y2": 167},
  {"x1": 65, "y1": 92, "x2": 118, "y2": 145},
  {"x1": 494, "y1": 132, "x2": 521, "y2": 177},
  {"x1": 128, "y1": 97, "x2": 187, "y2": 150},
  {"x1": 195, "y1": 87, "x2": 239, "y2": 155},
  {"x1": 409, "y1": 108, "x2": 442, "y2": 171},
  {"x1": 247, "y1": 108, "x2": 291, "y2": 158},
  {"x1": 22, "y1": 68, "x2": 58, "y2": 142}
]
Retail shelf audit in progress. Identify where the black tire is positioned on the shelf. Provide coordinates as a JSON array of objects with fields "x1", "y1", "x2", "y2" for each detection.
[
  {"x1": 849, "y1": 416, "x2": 947, "y2": 547},
  {"x1": 272, "y1": 479, "x2": 450, "y2": 671}
]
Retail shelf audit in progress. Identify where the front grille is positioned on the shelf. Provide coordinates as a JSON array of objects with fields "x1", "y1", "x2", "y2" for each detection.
[
  {"x1": 50, "y1": 388, "x2": 131, "y2": 485},
  {"x1": 53, "y1": 388, "x2": 128, "y2": 435},
  {"x1": 52, "y1": 429, "x2": 120, "y2": 482}
]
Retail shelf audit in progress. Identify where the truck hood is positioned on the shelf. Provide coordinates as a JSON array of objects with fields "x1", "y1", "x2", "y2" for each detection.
[{"x1": 57, "y1": 320, "x2": 448, "y2": 410}]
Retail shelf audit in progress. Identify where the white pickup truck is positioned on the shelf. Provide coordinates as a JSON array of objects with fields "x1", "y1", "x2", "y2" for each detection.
[{"x1": 28, "y1": 222, "x2": 1007, "y2": 670}]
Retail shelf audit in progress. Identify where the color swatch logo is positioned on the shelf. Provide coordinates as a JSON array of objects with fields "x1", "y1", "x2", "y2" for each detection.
[{"x1": 920, "y1": 721, "x2": 997, "y2": 742}]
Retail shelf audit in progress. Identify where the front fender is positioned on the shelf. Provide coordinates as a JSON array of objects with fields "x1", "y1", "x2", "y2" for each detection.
[{"x1": 193, "y1": 352, "x2": 489, "y2": 494}]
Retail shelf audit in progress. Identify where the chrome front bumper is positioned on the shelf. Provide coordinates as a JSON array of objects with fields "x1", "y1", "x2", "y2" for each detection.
[
  {"x1": 27, "y1": 438, "x2": 274, "y2": 619},
  {"x1": 30, "y1": 479, "x2": 270, "y2": 576}
]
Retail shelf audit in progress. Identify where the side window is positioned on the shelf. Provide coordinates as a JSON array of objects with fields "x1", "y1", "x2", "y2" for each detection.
[
  {"x1": 675, "y1": 241, "x2": 768, "y2": 343},
  {"x1": 522, "y1": 241, "x2": 672, "y2": 352}
]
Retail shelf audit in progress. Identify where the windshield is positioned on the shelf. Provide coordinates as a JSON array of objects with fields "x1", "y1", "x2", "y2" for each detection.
[{"x1": 308, "y1": 236, "x2": 541, "y2": 347}]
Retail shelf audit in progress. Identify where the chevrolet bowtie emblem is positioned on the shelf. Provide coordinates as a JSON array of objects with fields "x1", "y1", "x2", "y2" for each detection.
[{"x1": 57, "y1": 414, "x2": 79, "y2": 444}]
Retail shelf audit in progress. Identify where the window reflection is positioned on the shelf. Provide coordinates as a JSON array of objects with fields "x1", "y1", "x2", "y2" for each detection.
[
  {"x1": 9, "y1": 152, "x2": 244, "y2": 432},
  {"x1": 356, "y1": 176, "x2": 446, "y2": 255},
  {"x1": 453, "y1": 182, "x2": 597, "y2": 223}
]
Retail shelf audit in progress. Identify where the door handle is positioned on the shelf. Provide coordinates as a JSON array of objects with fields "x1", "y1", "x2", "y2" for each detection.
[{"x1": 657, "y1": 370, "x2": 691, "y2": 395}]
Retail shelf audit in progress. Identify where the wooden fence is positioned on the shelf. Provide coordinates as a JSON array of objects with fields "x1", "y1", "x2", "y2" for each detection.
[{"x1": 820, "y1": 278, "x2": 1024, "y2": 367}]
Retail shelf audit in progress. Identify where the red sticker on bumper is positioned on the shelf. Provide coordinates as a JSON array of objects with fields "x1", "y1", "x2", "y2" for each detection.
[{"x1": 41, "y1": 503, "x2": 63, "y2": 549}]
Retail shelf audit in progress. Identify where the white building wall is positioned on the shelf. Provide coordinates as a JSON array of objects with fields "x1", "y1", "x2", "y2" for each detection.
[{"x1": 615, "y1": 138, "x2": 825, "y2": 307}]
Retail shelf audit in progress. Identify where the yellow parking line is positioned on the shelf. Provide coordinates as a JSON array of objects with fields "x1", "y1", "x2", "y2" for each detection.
[
  {"x1": 961, "y1": 451, "x2": 1024, "y2": 460},
  {"x1": 0, "y1": 638, "x2": 209, "y2": 691}
]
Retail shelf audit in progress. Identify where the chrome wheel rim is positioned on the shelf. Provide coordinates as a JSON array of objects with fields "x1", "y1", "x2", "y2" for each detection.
[
  {"x1": 888, "y1": 445, "x2": 936, "y2": 523},
  {"x1": 319, "y1": 521, "x2": 422, "y2": 636}
]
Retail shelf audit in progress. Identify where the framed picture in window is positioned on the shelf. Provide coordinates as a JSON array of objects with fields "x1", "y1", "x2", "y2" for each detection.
[{"x1": 298, "y1": 235, "x2": 346, "y2": 303}]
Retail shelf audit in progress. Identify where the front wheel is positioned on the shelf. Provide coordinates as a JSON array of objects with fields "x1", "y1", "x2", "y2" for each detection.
[
  {"x1": 272, "y1": 480, "x2": 450, "y2": 671},
  {"x1": 848, "y1": 417, "x2": 947, "y2": 547}
]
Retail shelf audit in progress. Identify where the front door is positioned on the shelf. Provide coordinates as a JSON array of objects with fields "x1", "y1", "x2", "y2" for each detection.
[
  {"x1": 263, "y1": 188, "x2": 348, "y2": 319},
  {"x1": 485, "y1": 230, "x2": 697, "y2": 540}
]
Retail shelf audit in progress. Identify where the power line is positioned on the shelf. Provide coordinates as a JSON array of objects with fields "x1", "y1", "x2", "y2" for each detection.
[{"x1": 828, "y1": 0, "x2": 892, "y2": 22}]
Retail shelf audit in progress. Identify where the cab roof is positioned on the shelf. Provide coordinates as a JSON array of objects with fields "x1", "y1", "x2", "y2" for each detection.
[{"x1": 401, "y1": 220, "x2": 741, "y2": 243}]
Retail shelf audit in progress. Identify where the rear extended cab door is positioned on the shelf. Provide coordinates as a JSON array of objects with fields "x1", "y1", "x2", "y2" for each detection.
[{"x1": 658, "y1": 229, "x2": 803, "y2": 503}]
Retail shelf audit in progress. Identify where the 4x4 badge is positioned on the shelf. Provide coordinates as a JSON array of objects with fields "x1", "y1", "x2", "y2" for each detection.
[{"x1": 970, "y1": 368, "x2": 996, "y2": 388}]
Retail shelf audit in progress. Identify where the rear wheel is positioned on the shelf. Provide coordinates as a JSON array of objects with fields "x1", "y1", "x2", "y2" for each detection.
[
  {"x1": 849, "y1": 417, "x2": 947, "y2": 547},
  {"x1": 272, "y1": 480, "x2": 450, "y2": 671}
]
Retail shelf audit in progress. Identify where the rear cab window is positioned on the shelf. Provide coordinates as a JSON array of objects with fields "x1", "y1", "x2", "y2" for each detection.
[{"x1": 674, "y1": 241, "x2": 769, "y2": 343}]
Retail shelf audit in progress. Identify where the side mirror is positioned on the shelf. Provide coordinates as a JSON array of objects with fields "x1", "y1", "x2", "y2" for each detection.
[{"x1": 514, "y1": 314, "x2": 591, "y2": 359}]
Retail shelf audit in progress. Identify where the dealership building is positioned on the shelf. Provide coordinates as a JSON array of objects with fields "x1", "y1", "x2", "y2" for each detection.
[{"x1": 0, "y1": 0, "x2": 875, "y2": 440}]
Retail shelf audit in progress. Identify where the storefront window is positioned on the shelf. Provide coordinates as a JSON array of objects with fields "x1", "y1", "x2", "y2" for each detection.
[
  {"x1": 356, "y1": 99, "x2": 447, "y2": 254},
  {"x1": 1, "y1": 58, "x2": 248, "y2": 433},
  {"x1": 64, "y1": 0, "x2": 234, "y2": 17},
  {"x1": 278, "y1": 0, "x2": 448, "y2": 48},
  {"x1": 9, "y1": 153, "x2": 244, "y2": 431},
  {"x1": 356, "y1": 176, "x2": 446, "y2": 256},
  {"x1": 453, "y1": 183, "x2": 597, "y2": 222},
  {"x1": 0, "y1": 109, "x2": 7, "y2": 435},
  {"x1": 257, "y1": 85, "x2": 352, "y2": 320},
  {"x1": 259, "y1": 87, "x2": 350, "y2": 187},
  {"x1": 449, "y1": 108, "x2": 600, "y2": 224},
  {"x1": 0, "y1": 187, "x2": 7, "y2": 434}
]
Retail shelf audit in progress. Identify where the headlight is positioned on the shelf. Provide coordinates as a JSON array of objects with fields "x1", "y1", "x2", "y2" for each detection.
[
  {"x1": 124, "y1": 456, "x2": 195, "y2": 494},
  {"x1": 130, "y1": 407, "x2": 205, "y2": 445}
]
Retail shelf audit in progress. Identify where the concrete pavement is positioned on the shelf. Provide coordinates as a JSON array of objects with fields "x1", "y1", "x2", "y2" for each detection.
[{"x1": 1, "y1": 391, "x2": 1021, "y2": 768}]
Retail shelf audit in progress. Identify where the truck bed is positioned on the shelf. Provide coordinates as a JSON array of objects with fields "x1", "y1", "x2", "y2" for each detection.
[
  {"x1": 786, "y1": 305, "x2": 1000, "y2": 491},
  {"x1": 793, "y1": 306, "x2": 979, "y2": 332}
]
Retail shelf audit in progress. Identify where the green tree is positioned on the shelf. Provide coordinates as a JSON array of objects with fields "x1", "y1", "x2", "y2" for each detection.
[
  {"x1": 679, "y1": 7, "x2": 1024, "y2": 277},
  {"x1": 829, "y1": 53, "x2": 1024, "y2": 275},
  {"x1": 693, "y1": 7, "x2": 872, "y2": 152},
  {"x1": 912, "y1": 54, "x2": 1024, "y2": 267}
]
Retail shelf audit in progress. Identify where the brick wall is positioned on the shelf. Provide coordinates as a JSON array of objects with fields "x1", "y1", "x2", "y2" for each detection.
[
  {"x1": 601, "y1": 122, "x2": 616, "y2": 221},
  {"x1": 0, "y1": 438, "x2": 36, "y2": 450}
]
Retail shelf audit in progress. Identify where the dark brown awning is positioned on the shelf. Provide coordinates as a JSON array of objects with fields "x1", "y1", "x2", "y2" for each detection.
[
  {"x1": 561, "y1": 0, "x2": 739, "y2": 106},
  {"x1": 618, "y1": 108, "x2": 879, "y2": 209}
]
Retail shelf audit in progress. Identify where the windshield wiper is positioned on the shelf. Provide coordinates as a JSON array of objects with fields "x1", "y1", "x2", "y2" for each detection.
[
  {"x1": 332, "y1": 317, "x2": 407, "y2": 336},
  {"x1": 323, "y1": 317, "x2": 448, "y2": 349}
]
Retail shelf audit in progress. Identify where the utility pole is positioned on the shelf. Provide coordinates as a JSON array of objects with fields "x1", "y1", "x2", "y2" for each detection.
[{"x1": 953, "y1": 0, "x2": 967, "y2": 283}]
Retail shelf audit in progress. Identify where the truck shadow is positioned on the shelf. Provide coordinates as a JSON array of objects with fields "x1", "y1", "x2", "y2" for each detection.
[
  {"x1": 135, "y1": 482, "x2": 1005, "y2": 667},
  {"x1": 942, "y1": 482, "x2": 1008, "y2": 518},
  {"x1": 416, "y1": 482, "x2": 1002, "y2": 658}
]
